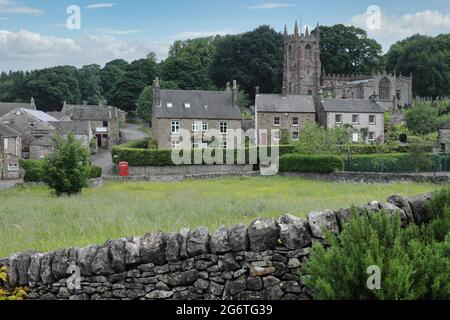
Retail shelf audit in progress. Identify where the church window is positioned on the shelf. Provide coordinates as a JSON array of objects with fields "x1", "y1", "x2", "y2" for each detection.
[
  {"x1": 304, "y1": 45, "x2": 312, "y2": 60},
  {"x1": 379, "y1": 77, "x2": 391, "y2": 101}
]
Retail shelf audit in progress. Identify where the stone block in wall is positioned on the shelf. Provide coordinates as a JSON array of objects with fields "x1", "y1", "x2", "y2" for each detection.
[
  {"x1": 408, "y1": 195, "x2": 432, "y2": 225},
  {"x1": 12, "y1": 252, "x2": 33, "y2": 286},
  {"x1": 277, "y1": 215, "x2": 312, "y2": 249},
  {"x1": 248, "y1": 219, "x2": 279, "y2": 252},
  {"x1": 228, "y1": 224, "x2": 249, "y2": 252},
  {"x1": 187, "y1": 227, "x2": 210, "y2": 257},
  {"x1": 92, "y1": 245, "x2": 113, "y2": 275},
  {"x1": 210, "y1": 226, "x2": 232, "y2": 254},
  {"x1": 218, "y1": 253, "x2": 240, "y2": 272},
  {"x1": 40, "y1": 252, "x2": 55, "y2": 284},
  {"x1": 28, "y1": 253, "x2": 43, "y2": 286},
  {"x1": 7, "y1": 254, "x2": 19, "y2": 288},
  {"x1": 108, "y1": 239, "x2": 126, "y2": 273},
  {"x1": 77, "y1": 245, "x2": 99, "y2": 276},
  {"x1": 124, "y1": 237, "x2": 141, "y2": 266},
  {"x1": 141, "y1": 232, "x2": 167, "y2": 265},
  {"x1": 179, "y1": 228, "x2": 190, "y2": 259},
  {"x1": 387, "y1": 194, "x2": 414, "y2": 224},
  {"x1": 308, "y1": 211, "x2": 339, "y2": 239},
  {"x1": 51, "y1": 249, "x2": 70, "y2": 280},
  {"x1": 165, "y1": 233, "x2": 181, "y2": 262},
  {"x1": 378, "y1": 202, "x2": 409, "y2": 227},
  {"x1": 335, "y1": 207, "x2": 355, "y2": 230}
]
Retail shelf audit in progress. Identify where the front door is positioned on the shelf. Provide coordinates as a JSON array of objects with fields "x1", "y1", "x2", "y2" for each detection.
[
  {"x1": 96, "y1": 134, "x2": 102, "y2": 147},
  {"x1": 260, "y1": 133, "x2": 268, "y2": 146}
]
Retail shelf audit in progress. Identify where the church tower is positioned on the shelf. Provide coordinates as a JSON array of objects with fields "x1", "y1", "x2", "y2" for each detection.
[{"x1": 283, "y1": 22, "x2": 321, "y2": 96}]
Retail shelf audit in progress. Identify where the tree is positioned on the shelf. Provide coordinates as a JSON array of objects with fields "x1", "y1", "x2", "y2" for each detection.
[
  {"x1": 43, "y1": 132, "x2": 91, "y2": 196},
  {"x1": 77, "y1": 64, "x2": 104, "y2": 105},
  {"x1": 318, "y1": 24, "x2": 383, "y2": 75},
  {"x1": 136, "y1": 86, "x2": 153, "y2": 125},
  {"x1": 385, "y1": 34, "x2": 450, "y2": 97},
  {"x1": 161, "y1": 37, "x2": 217, "y2": 90},
  {"x1": 293, "y1": 123, "x2": 351, "y2": 154},
  {"x1": 405, "y1": 102, "x2": 440, "y2": 135},
  {"x1": 211, "y1": 26, "x2": 284, "y2": 97},
  {"x1": 100, "y1": 59, "x2": 129, "y2": 103}
]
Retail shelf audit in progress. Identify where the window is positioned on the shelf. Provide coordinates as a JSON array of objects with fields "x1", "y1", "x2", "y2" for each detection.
[
  {"x1": 192, "y1": 121, "x2": 200, "y2": 132},
  {"x1": 28, "y1": 120, "x2": 35, "y2": 128},
  {"x1": 308, "y1": 90, "x2": 312, "y2": 96},
  {"x1": 202, "y1": 121, "x2": 208, "y2": 132},
  {"x1": 292, "y1": 132, "x2": 299, "y2": 141},
  {"x1": 103, "y1": 121, "x2": 108, "y2": 127},
  {"x1": 171, "y1": 121, "x2": 180, "y2": 134},
  {"x1": 273, "y1": 131, "x2": 280, "y2": 141},
  {"x1": 273, "y1": 117, "x2": 280, "y2": 126},
  {"x1": 352, "y1": 115, "x2": 359, "y2": 124},
  {"x1": 368, "y1": 132, "x2": 375, "y2": 141},
  {"x1": 292, "y1": 117, "x2": 299, "y2": 126},
  {"x1": 396, "y1": 90, "x2": 401, "y2": 100},
  {"x1": 352, "y1": 132, "x2": 359, "y2": 143},
  {"x1": 369, "y1": 115, "x2": 376, "y2": 125},
  {"x1": 304, "y1": 44, "x2": 312, "y2": 60},
  {"x1": 379, "y1": 77, "x2": 391, "y2": 100},
  {"x1": 220, "y1": 122, "x2": 228, "y2": 134},
  {"x1": 335, "y1": 114, "x2": 342, "y2": 124},
  {"x1": 8, "y1": 163, "x2": 19, "y2": 172},
  {"x1": 3, "y1": 138, "x2": 8, "y2": 150},
  {"x1": 167, "y1": 103, "x2": 173, "y2": 108},
  {"x1": 171, "y1": 141, "x2": 181, "y2": 149},
  {"x1": 184, "y1": 103, "x2": 191, "y2": 109}
]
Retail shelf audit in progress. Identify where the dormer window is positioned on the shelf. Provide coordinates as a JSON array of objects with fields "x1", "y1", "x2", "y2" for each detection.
[
  {"x1": 28, "y1": 120, "x2": 35, "y2": 128},
  {"x1": 184, "y1": 103, "x2": 191, "y2": 109},
  {"x1": 167, "y1": 103, "x2": 173, "y2": 108}
]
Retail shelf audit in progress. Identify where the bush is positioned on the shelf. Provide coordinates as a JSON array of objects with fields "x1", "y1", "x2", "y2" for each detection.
[
  {"x1": 279, "y1": 154, "x2": 344, "y2": 173},
  {"x1": 0, "y1": 266, "x2": 28, "y2": 300},
  {"x1": 89, "y1": 165, "x2": 103, "y2": 179},
  {"x1": 19, "y1": 159, "x2": 46, "y2": 183},
  {"x1": 303, "y1": 192, "x2": 450, "y2": 300}
]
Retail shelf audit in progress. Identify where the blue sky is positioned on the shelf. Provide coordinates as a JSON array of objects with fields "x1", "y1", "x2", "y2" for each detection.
[{"x1": 0, "y1": 0, "x2": 449, "y2": 71}]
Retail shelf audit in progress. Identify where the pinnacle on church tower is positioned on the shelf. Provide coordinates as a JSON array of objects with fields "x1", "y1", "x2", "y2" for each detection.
[
  {"x1": 294, "y1": 21, "x2": 299, "y2": 36},
  {"x1": 284, "y1": 24, "x2": 288, "y2": 37},
  {"x1": 305, "y1": 26, "x2": 309, "y2": 37}
]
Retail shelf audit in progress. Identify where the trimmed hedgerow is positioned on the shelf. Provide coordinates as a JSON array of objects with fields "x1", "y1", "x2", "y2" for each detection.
[
  {"x1": 89, "y1": 165, "x2": 103, "y2": 179},
  {"x1": 279, "y1": 154, "x2": 344, "y2": 173},
  {"x1": 19, "y1": 159, "x2": 46, "y2": 183}
]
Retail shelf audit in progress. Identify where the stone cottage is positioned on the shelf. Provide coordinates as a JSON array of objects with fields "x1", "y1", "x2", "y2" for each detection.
[
  {"x1": 0, "y1": 123, "x2": 22, "y2": 180},
  {"x1": 0, "y1": 98, "x2": 36, "y2": 117},
  {"x1": 255, "y1": 93, "x2": 316, "y2": 145},
  {"x1": 439, "y1": 119, "x2": 450, "y2": 152},
  {"x1": 152, "y1": 78, "x2": 242, "y2": 150},
  {"x1": 316, "y1": 98, "x2": 385, "y2": 143},
  {"x1": 0, "y1": 108, "x2": 58, "y2": 139}
]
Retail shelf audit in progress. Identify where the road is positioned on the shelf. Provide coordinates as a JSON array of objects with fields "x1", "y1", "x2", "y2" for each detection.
[
  {"x1": 0, "y1": 179, "x2": 22, "y2": 191},
  {"x1": 92, "y1": 124, "x2": 149, "y2": 176}
]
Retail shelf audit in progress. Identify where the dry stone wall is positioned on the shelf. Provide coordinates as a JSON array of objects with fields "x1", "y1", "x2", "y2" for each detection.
[{"x1": 1, "y1": 193, "x2": 434, "y2": 300}]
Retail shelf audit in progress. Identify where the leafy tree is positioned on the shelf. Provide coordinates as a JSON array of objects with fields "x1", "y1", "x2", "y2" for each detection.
[
  {"x1": 100, "y1": 59, "x2": 129, "y2": 103},
  {"x1": 405, "y1": 102, "x2": 440, "y2": 135},
  {"x1": 293, "y1": 123, "x2": 351, "y2": 154},
  {"x1": 43, "y1": 133, "x2": 91, "y2": 196},
  {"x1": 211, "y1": 26, "x2": 284, "y2": 97},
  {"x1": 136, "y1": 86, "x2": 153, "y2": 125},
  {"x1": 77, "y1": 64, "x2": 104, "y2": 105},
  {"x1": 385, "y1": 34, "x2": 450, "y2": 97},
  {"x1": 318, "y1": 24, "x2": 383, "y2": 75},
  {"x1": 161, "y1": 37, "x2": 217, "y2": 90}
]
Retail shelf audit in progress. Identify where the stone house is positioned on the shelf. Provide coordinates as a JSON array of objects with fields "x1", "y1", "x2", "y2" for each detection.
[
  {"x1": 152, "y1": 79, "x2": 242, "y2": 150},
  {"x1": 0, "y1": 108, "x2": 58, "y2": 140},
  {"x1": 316, "y1": 98, "x2": 385, "y2": 143},
  {"x1": 439, "y1": 120, "x2": 450, "y2": 152},
  {"x1": 255, "y1": 94, "x2": 316, "y2": 145},
  {"x1": 0, "y1": 98, "x2": 36, "y2": 117},
  {"x1": 0, "y1": 123, "x2": 22, "y2": 180},
  {"x1": 29, "y1": 134, "x2": 53, "y2": 160},
  {"x1": 62, "y1": 104, "x2": 121, "y2": 148}
]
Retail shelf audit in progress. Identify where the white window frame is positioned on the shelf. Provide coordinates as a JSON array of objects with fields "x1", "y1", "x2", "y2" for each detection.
[
  {"x1": 273, "y1": 116, "x2": 281, "y2": 126},
  {"x1": 352, "y1": 132, "x2": 359, "y2": 143},
  {"x1": 3, "y1": 138, "x2": 8, "y2": 150},
  {"x1": 368, "y1": 132, "x2": 375, "y2": 141},
  {"x1": 352, "y1": 115, "x2": 359, "y2": 125},
  {"x1": 192, "y1": 121, "x2": 200, "y2": 132},
  {"x1": 335, "y1": 114, "x2": 342, "y2": 124},
  {"x1": 369, "y1": 115, "x2": 376, "y2": 125},
  {"x1": 7, "y1": 163, "x2": 19, "y2": 172},
  {"x1": 167, "y1": 103, "x2": 173, "y2": 108},
  {"x1": 171, "y1": 121, "x2": 180, "y2": 134},
  {"x1": 184, "y1": 103, "x2": 191, "y2": 109},
  {"x1": 171, "y1": 140, "x2": 181, "y2": 149},
  {"x1": 292, "y1": 132, "x2": 299, "y2": 141},
  {"x1": 273, "y1": 131, "x2": 281, "y2": 141},
  {"x1": 202, "y1": 121, "x2": 208, "y2": 132},
  {"x1": 292, "y1": 117, "x2": 299, "y2": 127},
  {"x1": 220, "y1": 122, "x2": 228, "y2": 135}
]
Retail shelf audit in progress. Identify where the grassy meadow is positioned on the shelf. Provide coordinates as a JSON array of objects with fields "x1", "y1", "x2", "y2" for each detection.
[{"x1": 0, "y1": 176, "x2": 437, "y2": 257}]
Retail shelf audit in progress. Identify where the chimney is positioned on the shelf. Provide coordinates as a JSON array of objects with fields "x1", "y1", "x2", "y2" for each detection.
[
  {"x1": 255, "y1": 86, "x2": 260, "y2": 95},
  {"x1": 153, "y1": 77, "x2": 161, "y2": 107},
  {"x1": 231, "y1": 80, "x2": 238, "y2": 108},
  {"x1": 30, "y1": 97, "x2": 36, "y2": 109},
  {"x1": 226, "y1": 82, "x2": 231, "y2": 91},
  {"x1": 282, "y1": 86, "x2": 287, "y2": 97}
]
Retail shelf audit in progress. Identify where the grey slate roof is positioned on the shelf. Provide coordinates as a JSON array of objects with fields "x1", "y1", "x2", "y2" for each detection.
[
  {"x1": 30, "y1": 134, "x2": 53, "y2": 147},
  {"x1": 49, "y1": 121, "x2": 90, "y2": 136},
  {"x1": 154, "y1": 90, "x2": 241, "y2": 120},
  {"x1": 0, "y1": 123, "x2": 21, "y2": 137},
  {"x1": 5, "y1": 123, "x2": 35, "y2": 146},
  {"x1": 256, "y1": 94, "x2": 316, "y2": 113},
  {"x1": 0, "y1": 102, "x2": 34, "y2": 117},
  {"x1": 320, "y1": 99, "x2": 384, "y2": 113},
  {"x1": 47, "y1": 112, "x2": 66, "y2": 120},
  {"x1": 68, "y1": 106, "x2": 118, "y2": 121}
]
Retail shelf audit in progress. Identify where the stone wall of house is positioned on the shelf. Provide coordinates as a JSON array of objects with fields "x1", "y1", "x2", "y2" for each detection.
[
  {"x1": 1, "y1": 193, "x2": 433, "y2": 300},
  {"x1": 257, "y1": 112, "x2": 315, "y2": 144}
]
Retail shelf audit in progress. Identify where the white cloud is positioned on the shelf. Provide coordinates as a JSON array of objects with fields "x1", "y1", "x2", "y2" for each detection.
[
  {"x1": 0, "y1": 0, "x2": 44, "y2": 15},
  {"x1": 349, "y1": 9, "x2": 450, "y2": 52},
  {"x1": 0, "y1": 29, "x2": 170, "y2": 71},
  {"x1": 85, "y1": 3, "x2": 116, "y2": 9},
  {"x1": 96, "y1": 28, "x2": 143, "y2": 36},
  {"x1": 246, "y1": 2, "x2": 296, "y2": 9},
  {"x1": 173, "y1": 29, "x2": 234, "y2": 39}
]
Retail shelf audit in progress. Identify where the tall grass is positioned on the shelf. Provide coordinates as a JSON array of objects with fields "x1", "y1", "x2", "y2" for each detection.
[{"x1": 0, "y1": 177, "x2": 436, "y2": 257}]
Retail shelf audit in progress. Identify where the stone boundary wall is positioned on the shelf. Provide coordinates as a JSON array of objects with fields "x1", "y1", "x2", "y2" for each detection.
[
  {"x1": 127, "y1": 164, "x2": 255, "y2": 178},
  {"x1": 1, "y1": 193, "x2": 434, "y2": 301},
  {"x1": 280, "y1": 171, "x2": 450, "y2": 184}
]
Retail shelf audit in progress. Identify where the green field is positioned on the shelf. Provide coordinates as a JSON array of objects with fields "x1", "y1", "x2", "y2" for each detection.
[{"x1": 0, "y1": 177, "x2": 437, "y2": 257}]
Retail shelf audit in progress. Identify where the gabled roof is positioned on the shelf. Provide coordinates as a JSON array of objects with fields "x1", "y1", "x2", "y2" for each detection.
[
  {"x1": 256, "y1": 94, "x2": 316, "y2": 113},
  {"x1": 68, "y1": 106, "x2": 118, "y2": 121},
  {"x1": 30, "y1": 134, "x2": 53, "y2": 147},
  {"x1": 5, "y1": 123, "x2": 35, "y2": 146},
  {"x1": 0, "y1": 123, "x2": 21, "y2": 137},
  {"x1": 21, "y1": 109, "x2": 59, "y2": 122},
  {"x1": 320, "y1": 99, "x2": 384, "y2": 113},
  {"x1": 46, "y1": 112, "x2": 66, "y2": 120},
  {"x1": 49, "y1": 121, "x2": 91, "y2": 136},
  {"x1": 154, "y1": 90, "x2": 241, "y2": 120},
  {"x1": 0, "y1": 102, "x2": 35, "y2": 117}
]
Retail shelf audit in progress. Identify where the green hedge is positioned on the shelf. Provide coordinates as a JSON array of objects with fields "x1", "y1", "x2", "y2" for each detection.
[
  {"x1": 89, "y1": 165, "x2": 103, "y2": 178},
  {"x1": 19, "y1": 159, "x2": 45, "y2": 182},
  {"x1": 279, "y1": 154, "x2": 344, "y2": 173},
  {"x1": 334, "y1": 144, "x2": 434, "y2": 155},
  {"x1": 112, "y1": 145, "x2": 294, "y2": 167}
]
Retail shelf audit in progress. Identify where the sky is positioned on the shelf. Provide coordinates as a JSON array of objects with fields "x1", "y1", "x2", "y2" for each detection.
[{"x1": 0, "y1": 0, "x2": 449, "y2": 71}]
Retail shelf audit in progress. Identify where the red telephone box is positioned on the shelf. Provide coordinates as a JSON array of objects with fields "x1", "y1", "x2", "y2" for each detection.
[{"x1": 119, "y1": 162, "x2": 129, "y2": 177}]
